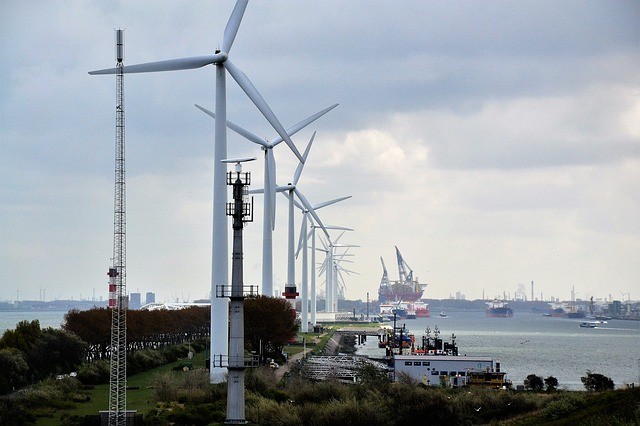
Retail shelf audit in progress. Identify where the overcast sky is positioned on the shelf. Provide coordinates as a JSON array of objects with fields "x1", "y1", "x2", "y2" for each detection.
[{"x1": 1, "y1": 0, "x2": 638, "y2": 305}]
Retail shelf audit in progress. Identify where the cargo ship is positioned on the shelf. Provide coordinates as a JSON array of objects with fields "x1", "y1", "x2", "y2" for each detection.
[
  {"x1": 378, "y1": 247, "x2": 427, "y2": 303},
  {"x1": 485, "y1": 300, "x2": 513, "y2": 317}
]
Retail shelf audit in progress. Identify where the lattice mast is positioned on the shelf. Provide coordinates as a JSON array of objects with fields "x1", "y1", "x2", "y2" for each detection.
[{"x1": 107, "y1": 28, "x2": 127, "y2": 426}]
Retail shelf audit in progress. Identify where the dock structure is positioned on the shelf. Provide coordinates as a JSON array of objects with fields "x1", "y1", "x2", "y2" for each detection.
[{"x1": 303, "y1": 355, "x2": 388, "y2": 383}]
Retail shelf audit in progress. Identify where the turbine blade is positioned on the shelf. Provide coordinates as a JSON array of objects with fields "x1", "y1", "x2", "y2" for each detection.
[
  {"x1": 322, "y1": 225, "x2": 354, "y2": 231},
  {"x1": 294, "y1": 188, "x2": 330, "y2": 240},
  {"x1": 293, "y1": 132, "x2": 315, "y2": 186},
  {"x1": 89, "y1": 54, "x2": 224, "y2": 75},
  {"x1": 225, "y1": 59, "x2": 305, "y2": 162},
  {"x1": 195, "y1": 104, "x2": 268, "y2": 147},
  {"x1": 221, "y1": 0, "x2": 249, "y2": 54},
  {"x1": 271, "y1": 103, "x2": 339, "y2": 145},
  {"x1": 314, "y1": 195, "x2": 351, "y2": 210},
  {"x1": 296, "y1": 213, "x2": 307, "y2": 259}
]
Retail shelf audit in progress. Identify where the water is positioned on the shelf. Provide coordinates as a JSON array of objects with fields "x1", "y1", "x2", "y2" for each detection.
[
  {"x1": 0, "y1": 310, "x2": 67, "y2": 335},
  {"x1": 356, "y1": 310, "x2": 640, "y2": 390}
]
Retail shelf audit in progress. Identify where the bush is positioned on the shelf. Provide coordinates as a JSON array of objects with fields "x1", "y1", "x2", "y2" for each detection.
[
  {"x1": 161, "y1": 344, "x2": 190, "y2": 363},
  {"x1": 77, "y1": 360, "x2": 110, "y2": 385},
  {"x1": 150, "y1": 372, "x2": 180, "y2": 402},
  {"x1": 540, "y1": 393, "x2": 587, "y2": 421},
  {"x1": 51, "y1": 376, "x2": 81, "y2": 394},
  {"x1": 246, "y1": 394, "x2": 301, "y2": 426},
  {"x1": 0, "y1": 399, "x2": 35, "y2": 425},
  {"x1": 146, "y1": 401, "x2": 225, "y2": 426},
  {"x1": 181, "y1": 369, "x2": 214, "y2": 404},
  {"x1": 245, "y1": 366, "x2": 277, "y2": 394},
  {"x1": 298, "y1": 396, "x2": 391, "y2": 426},
  {"x1": 128, "y1": 349, "x2": 167, "y2": 375},
  {"x1": 288, "y1": 379, "x2": 349, "y2": 404}
]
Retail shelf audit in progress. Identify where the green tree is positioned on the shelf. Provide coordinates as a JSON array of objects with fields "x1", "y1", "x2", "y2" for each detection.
[
  {"x1": 544, "y1": 375, "x2": 559, "y2": 392},
  {"x1": 0, "y1": 320, "x2": 42, "y2": 352},
  {"x1": 245, "y1": 296, "x2": 299, "y2": 362},
  {"x1": 581, "y1": 370, "x2": 614, "y2": 392},
  {"x1": 0, "y1": 348, "x2": 29, "y2": 394},
  {"x1": 524, "y1": 374, "x2": 544, "y2": 391},
  {"x1": 26, "y1": 328, "x2": 87, "y2": 379}
]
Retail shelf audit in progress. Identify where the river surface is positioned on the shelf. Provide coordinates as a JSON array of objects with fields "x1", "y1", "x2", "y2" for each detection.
[
  {"x1": 0, "y1": 310, "x2": 69, "y2": 334},
  {"x1": 355, "y1": 309, "x2": 640, "y2": 390}
]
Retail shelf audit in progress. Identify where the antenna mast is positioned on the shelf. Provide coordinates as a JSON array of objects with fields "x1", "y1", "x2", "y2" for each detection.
[{"x1": 107, "y1": 28, "x2": 127, "y2": 426}]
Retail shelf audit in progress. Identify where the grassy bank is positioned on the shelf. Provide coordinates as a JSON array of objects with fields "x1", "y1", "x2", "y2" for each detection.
[{"x1": 30, "y1": 351, "x2": 207, "y2": 425}]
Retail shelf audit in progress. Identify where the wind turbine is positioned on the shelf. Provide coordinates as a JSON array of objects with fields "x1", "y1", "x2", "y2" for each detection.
[
  {"x1": 334, "y1": 254, "x2": 359, "y2": 301},
  {"x1": 295, "y1": 199, "x2": 351, "y2": 332},
  {"x1": 310, "y1": 225, "x2": 351, "y2": 323},
  {"x1": 89, "y1": 0, "x2": 303, "y2": 384},
  {"x1": 194, "y1": 103, "x2": 338, "y2": 296},
  {"x1": 318, "y1": 233, "x2": 359, "y2": 312}
]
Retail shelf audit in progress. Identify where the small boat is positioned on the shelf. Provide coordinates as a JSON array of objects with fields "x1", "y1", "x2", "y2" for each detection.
[{"x1": 580, "y1": 322, "x2": 598, "y2": 328}]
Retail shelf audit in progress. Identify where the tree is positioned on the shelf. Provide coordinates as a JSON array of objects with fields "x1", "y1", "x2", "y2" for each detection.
[
  {"x1": 0, "y1": 348, "x2": 29, "y2": 394},
  {"x1": 26, "y1": 328, "x2": 87, "y2": 380},
  {"x1": 581, "y1": 370, "x2": 614, "y2": 392},
  {"x1": 0, "y1": 320, "x2": 42, "y2": 352},
  {"x1": 524, "y1": 374, "x2": 544, "y2": 391},
  {"x1": 64, "y1": 309, "x2": 111, "y2": 360},
  {"x1": 544, "y1": 375, "x2": 559, "y2": 392},
  {"x1": 244, "y1": 296, "x2": 299, "y2": 362}
]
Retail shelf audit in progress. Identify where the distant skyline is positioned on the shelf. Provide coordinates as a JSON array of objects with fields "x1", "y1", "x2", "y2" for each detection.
[{"x1": 1, "y1": 1, "x2": 638, "y2": 304}]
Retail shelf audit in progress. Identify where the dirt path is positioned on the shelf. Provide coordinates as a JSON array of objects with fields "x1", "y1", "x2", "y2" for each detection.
[{"x1": 274, "y1": 347, "x2": 314, "y2": 381}]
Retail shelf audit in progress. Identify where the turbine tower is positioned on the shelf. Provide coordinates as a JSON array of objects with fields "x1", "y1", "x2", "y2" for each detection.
[{"x1": 107, "y1": 29, "x2": 127, "y2": 425}]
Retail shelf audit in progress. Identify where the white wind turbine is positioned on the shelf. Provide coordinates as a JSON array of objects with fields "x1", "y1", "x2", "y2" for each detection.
[
  {"x1": 318, "y1": 233, "x2": 359, "y2": 312},
  {"x1": 194, "y1": 103, "x2": 338, "y2": 297},
  {"x1": 308, "y1": 224, "x2": 352, "y2": 324},
  {"x1": 89, "y1": 0, "x2": 304, "y2": 384},
  {"x1": 294, "y1": 200, "x2": 351, "y2": 331},
  {"x1": 333, "y1": 252, "x2": 359, "y2": 301}
]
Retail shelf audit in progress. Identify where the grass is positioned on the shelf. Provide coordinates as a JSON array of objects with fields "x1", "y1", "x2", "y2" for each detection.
[{"x1": 34, "y1": 351, "x2": 208, "y2": 425}]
